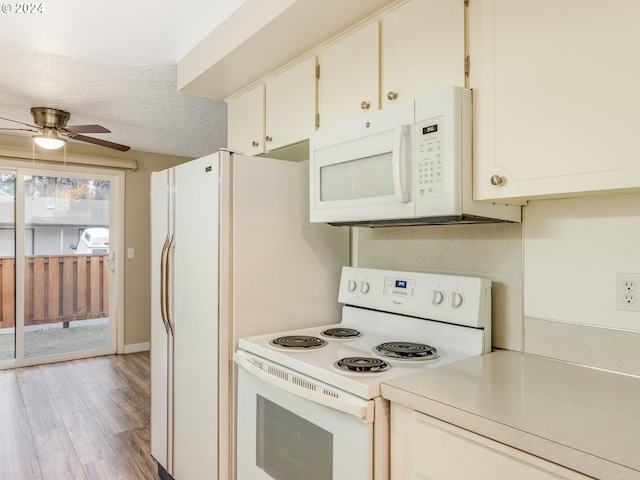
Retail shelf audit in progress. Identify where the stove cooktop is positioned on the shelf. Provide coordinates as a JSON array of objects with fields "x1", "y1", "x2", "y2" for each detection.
[
  {"x1": 237, "y1": 311, "x2": 482, "y2": 399},
  {"x1": 236, "y1": 267, "x2": 491, "y2": 400}
]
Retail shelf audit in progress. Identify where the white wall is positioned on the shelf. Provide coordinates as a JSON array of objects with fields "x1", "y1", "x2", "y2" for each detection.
[
  {"x1": 357, "y1": 222, "x2": 523, "y2": 350},
  {"x1": 356, "y1": 192, "x2": 640, "y2": 376},
  {"x1": 523, "y1": 193, "x2": 640, "y2": 376}
]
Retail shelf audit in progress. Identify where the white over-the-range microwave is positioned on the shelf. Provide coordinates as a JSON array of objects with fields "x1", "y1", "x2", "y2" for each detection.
[{"x1": 309, "y1": 86, "x2": 521, "y2": 226}]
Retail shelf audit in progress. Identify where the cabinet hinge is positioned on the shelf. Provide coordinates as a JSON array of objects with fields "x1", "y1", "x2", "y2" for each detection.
[
  {"x1": 316, "y1": 113, "x2": 320, "y2": 129},
  {"x1": 316, "y1": 64, "x2": 320, "y2": 79},
  {"x1": 464, "y1": 55, "x2": 470, "y2": 77}
]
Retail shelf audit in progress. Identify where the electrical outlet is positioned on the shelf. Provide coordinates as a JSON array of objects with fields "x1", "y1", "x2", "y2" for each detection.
[{"x1": 616, "y1": 273, "x2": 640, "y2": 312}]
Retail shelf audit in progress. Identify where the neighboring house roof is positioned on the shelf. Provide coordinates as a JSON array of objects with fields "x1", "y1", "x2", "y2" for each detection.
[{"x1": 0, "y1": 196, "x2": 109, "y2": 227}]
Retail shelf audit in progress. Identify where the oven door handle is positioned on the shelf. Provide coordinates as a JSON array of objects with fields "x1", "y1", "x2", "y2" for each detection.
[{"x1": 235, "y1": 353, "x2": 374, "y2": 423}]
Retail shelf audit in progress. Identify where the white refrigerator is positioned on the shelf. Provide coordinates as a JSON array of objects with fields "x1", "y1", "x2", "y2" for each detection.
[{"x1": 150, "y1": 150, "x2": 348, "y2": 480}]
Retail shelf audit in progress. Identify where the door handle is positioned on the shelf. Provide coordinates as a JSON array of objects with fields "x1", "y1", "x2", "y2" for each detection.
[
  {"x1": 392, "y1": 125, "x2": 409, "y2": 202},
  {"x1": 164, "y1": 234, "x2": 175, "y2": 337},
  {"x1": 159, "y1": 235, "x2": 170, "y2": 335},
  {"x1": 107, "y1": 252, "x2": 115, "y2": 272}
]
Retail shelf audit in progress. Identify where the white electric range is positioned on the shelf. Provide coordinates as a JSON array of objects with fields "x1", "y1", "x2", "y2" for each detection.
[{"x1": 234, "y1": 266, "x2": 492, "y2": 480}]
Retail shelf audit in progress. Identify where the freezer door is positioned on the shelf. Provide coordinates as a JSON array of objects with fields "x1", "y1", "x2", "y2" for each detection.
[{"x1": 150, "y1": 168, "x2": 172, "y2": 471}]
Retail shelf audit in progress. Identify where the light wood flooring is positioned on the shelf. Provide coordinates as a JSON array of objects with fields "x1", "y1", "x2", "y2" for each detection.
[{"x1": 0, "y1": 352, "x2": 158, "y2": 480}]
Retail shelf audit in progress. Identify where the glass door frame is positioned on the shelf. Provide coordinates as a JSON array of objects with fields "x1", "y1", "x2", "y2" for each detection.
[{"x1": 0, "y1": 158, "x2": 125, "y2": 369}]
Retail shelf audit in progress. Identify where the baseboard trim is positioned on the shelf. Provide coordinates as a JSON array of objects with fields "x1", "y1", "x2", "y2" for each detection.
[{"x1": 123, "y1": 342, "x2": 150, "y2": 354}]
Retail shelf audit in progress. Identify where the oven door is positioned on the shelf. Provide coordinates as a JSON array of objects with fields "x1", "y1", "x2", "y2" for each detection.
[
  {"x1": 235, "y1": 352, "x2": 375, "y2": 480},
  {"x1": 309, "y1": 100, "x2": 415, "y2": 224}
]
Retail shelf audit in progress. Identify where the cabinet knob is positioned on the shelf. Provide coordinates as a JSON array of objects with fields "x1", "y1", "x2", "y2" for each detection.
[
  {"x1": 387, "y1": 91, "x2": 398, "y2": 101},
  {"x1": 490, "y1": 175, "x2": 506, "y2": 186},
  {"x1": 360, "y1": 101, "x2": 371, "y2": 110},
  {"x1": 252, "y1": 141, "x2": 259, "y2": 147},
  {"x1": 265, "y1": 136, "x2": 273, "y2": 143}
]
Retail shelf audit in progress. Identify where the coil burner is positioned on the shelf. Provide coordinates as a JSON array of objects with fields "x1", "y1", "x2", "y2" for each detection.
[
  {"x1": 269, "y1": 335, "x2": 327, "y2": 350},
  {"x1": 321, "y1": 327, "x2": 362, "y2": 339},
  {"x1": 334, "y1": 357, "x2": 391, "y2": 373},
  {"x1": 373, "y1": 341, "x2": 440, "y2": 360}
]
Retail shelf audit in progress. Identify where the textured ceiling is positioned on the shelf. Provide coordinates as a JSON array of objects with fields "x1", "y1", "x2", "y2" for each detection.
[{"x1": 0, "y1": 0, "x2": 246, "y2": 158}]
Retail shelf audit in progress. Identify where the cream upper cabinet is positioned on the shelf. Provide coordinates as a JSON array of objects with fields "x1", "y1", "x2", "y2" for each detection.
[
  {"x1": 470, "y1": 0, "x2": 640, "y2": 203},
  {"x1": 318, "y1": 21, "x2": 379, "y2": 129},
  {"x1": 265, "y1": 56, "x2": 317, "y2": 151},
  {"x1": 228, "y1": 57, "x2": 317, "y2": 155},
  {"x1": 391, "y1": 404, "x2": 594, "y2": 480},
  {"x1": 227, "y1": 84, "x2": 265, "y2": 156},
  {"x1": 381, "y1": 0, "x2": 465, "y2": 108}
]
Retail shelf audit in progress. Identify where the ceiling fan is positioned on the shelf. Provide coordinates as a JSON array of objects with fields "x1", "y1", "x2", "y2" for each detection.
[{"x1": 0, "y1": 107, "x2": 130, "y2": 151}]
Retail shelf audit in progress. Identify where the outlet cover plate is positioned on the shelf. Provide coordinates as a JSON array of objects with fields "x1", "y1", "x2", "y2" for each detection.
[{"x1": 616, "y1": 273, "x2": 640, "y2": 312}]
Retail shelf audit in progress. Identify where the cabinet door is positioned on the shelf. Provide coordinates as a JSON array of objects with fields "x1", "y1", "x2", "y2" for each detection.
[
  {"x1": 391, "y1": 404, "x2": 594, "y2": 480},
  {"x1": 318, "y1": 21, "x2": 379, "y2": 129},
  {"x1": 265, "y1": 56, "x2": 317, "y2": 151},
  {"x1": 381, "y1": 0, "x2": 465, "y2": 108},
  {"x1": 470, "y1": 0, "x2": 640, "y2": 202},
  {"x1": 227, "y1": 84, "x2": 265, "y2": 156}
]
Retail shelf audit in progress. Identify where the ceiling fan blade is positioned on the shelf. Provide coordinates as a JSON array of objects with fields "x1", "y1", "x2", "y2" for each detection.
[
  {"x1": 0, "y1": 115, "x2": 38, "y2": 129},
  {"x1": 64, "y1": 125, "x2": 111, "y2": 134},
  {"x1": 70, "y1": 134, "x2": 131, "y2": 152},
  {"x1": 0, "y1": 127, "x2": 38, "y2": 132}
]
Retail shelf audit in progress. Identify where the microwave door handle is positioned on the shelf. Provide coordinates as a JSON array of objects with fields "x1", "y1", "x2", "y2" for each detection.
[{"x1": 392, "y1": 125, "x2": 409, "y2": 202}]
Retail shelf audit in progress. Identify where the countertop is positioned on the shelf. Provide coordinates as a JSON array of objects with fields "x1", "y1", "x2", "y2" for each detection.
[{"x1": 381, "y1": 350, "x2": 640, "y2": 480}]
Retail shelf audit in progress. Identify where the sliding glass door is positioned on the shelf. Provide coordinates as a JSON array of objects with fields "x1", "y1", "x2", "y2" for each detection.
[
  {"x1": 0, "y1": 171, "x2": 15, "y2": 362},
  {"x1": 0, "y1": 164, "x2": 122, "y2": 367}
]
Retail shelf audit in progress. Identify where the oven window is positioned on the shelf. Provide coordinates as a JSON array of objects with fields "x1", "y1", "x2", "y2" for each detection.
[
  {"x1": 256, "y1": 395, "x2": 333, "y2": 480},
  {"x1": 320, "y1": 153, "x2": 394, "y2": 201}
]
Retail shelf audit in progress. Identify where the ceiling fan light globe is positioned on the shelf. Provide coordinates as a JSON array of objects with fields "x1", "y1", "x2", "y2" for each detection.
[
  {"x1": 33, "y1": 135, "x2": 66, "y2": 149},
  {"x1": 33, "y1": 129, "x2": 66, "y2": 150}
]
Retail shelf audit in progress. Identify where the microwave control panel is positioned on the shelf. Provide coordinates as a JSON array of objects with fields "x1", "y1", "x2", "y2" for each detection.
[{"x1": 415, "y1": 115, "x2": 445, "y2": 200}]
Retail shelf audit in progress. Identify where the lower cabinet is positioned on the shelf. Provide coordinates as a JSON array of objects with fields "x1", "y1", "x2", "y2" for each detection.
[{"x1": 390, "y1": 403, "x2": 594, "y2": 480}]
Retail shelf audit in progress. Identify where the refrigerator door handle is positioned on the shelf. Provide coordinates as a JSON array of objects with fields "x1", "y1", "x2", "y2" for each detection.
[
  {"x1": 165, "y1": 234, "x2": 176, "y2": 337},
  {"x1": 159, "y1": 235, "x2": 170, "y2": 335}
]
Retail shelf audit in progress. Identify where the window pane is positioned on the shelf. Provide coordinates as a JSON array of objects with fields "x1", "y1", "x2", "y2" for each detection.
[{"x1": 23, "y1": 176, "x2": 110, "y2": 358}]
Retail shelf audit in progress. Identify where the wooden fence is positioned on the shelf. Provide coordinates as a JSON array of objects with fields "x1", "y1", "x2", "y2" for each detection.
[{"x1": 0, "y1": 254, "x2": 109, "y2": 329}]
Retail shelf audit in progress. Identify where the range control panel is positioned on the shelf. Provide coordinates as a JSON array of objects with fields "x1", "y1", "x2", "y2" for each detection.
[
  {"x1": 384, "y1": 276, "x2": 417, "y2": 298},
  {"x1": 338, "y1": 266, "x2": 491, "y2": 329}
]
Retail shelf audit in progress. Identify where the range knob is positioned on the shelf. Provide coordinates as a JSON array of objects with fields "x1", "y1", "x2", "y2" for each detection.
[
  {"x1": 431, "y1": 290, "x2": 445, "y2": 306},
  {"x1": 450, "y1": 292, "x2": 464, "y2": 308},
  {"x1": 347, "y1": 280, "x2": 357, "y2": 292},
  {"x1": 360, "y1": 282, "x2": 371, "y2": 294}
]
